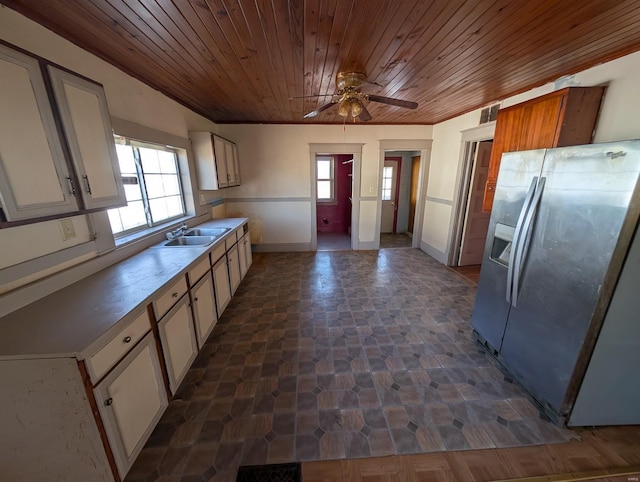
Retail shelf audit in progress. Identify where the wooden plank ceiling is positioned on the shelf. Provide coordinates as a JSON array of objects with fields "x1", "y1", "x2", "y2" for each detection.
[{"x1": 4, "y1": 0, "x2": 640, "y2": 125}]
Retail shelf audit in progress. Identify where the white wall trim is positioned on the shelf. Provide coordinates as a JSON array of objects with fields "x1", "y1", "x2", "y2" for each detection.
[
  {"x1": 226, "y1": 197, "x2": 312, "y2": 203},
  {"x1": 460, "y1": 121, "x2": 496, "y2": 142},
  {"x1": 426, "y1": 196, "x2": 453, "y2": 206},
  {"x1": 253, "y1": 242, "x2": 311, "y2": 252},
  {"x1": 309, "y1": 143, "x2": 364, "y2": 251},
  {"x1": 420, "y1": 240, "x2": 448, "y2": 264}
]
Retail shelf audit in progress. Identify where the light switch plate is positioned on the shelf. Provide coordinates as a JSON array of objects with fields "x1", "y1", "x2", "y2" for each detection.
[{"x1": 59, "y1": 219, "x2": 76, "y2": 240}]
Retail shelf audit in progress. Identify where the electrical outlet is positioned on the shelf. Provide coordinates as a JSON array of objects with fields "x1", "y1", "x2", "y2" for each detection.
[{"x1": 59, "y1": 219, "x2": 76, "y2": 241}]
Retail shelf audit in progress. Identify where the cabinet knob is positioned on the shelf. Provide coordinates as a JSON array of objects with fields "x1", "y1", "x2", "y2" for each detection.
[
  {"x1": 172, "y1": 292, "x2": 179, "y2": 298},
  {"x1": 194, "y1": 297, "x2": 199, "y2": 302},
  {"x1": 488, "y1": 186, "x2": 495, "y2": 191},
  {"x1": 104, "y1": 397, "x2": 113, "y2": 407},
  {"x1": 123, "y1": 336, "x2": 132, "y2": 343}
]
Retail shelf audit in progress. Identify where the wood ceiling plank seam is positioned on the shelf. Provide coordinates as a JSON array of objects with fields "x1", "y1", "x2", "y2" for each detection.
[
  {"x1": 302, "y1": 0, "x2": 322, "y2": 105},
  {"x1": 180, "y1": 1, "x2": 263, "y2": 119},
  {"x1": 308, "y1": 0, "x2": 339, "y2": 106},
  {"x1": 107, "y1": 0, "x2": 215, "y2": 85},
  {"x1": 404, "y1": 0, "x2": 562, "y2": 104},
  {"x1": 148, "y1": 2, "x2": 233, "y2": 86},
  {"x1": 251, "y1": 0, "x2": 298, "y2": 121},
  {"x1": 307, "y1": 0, "x2": 356, "y2": 106},
  {"x1": 187, "y1": 0, "x2": 280, "y2": 119},
  {"x1": 202, "y1": 0, "x2": 279, "y2": 116},
  {"x1": 362, "y1": 0, "x2": 438, "y2": 88},
  {"x1": 281, "y1": 0, "x2": 306, "y2": 118},
  {"x1": 211, "y1": 0, "x2": 280, "y2": 120},
  {"x1": 433, "y1": 3, "x2": 640, "y2": 108},
  {"x1": 381, "y1": 0, "x2": 499, "y2": 97},
  {"x1": 370, "y1": 0, "x2": 469, "y2": 97}
]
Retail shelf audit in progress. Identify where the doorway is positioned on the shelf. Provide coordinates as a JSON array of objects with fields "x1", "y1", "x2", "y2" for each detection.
[
  {"x1": 316, "y1": 154, "x2": 353, "y2": 251},
  {"x1": 452, "y1": 139, "x2": 493, "y2": 267},
  {"x1": 380, "y1": 157, "x2": 401, "y2": 233},
  {"x1": 408, "y1": 155, "x2": 421, "y2": 235}
]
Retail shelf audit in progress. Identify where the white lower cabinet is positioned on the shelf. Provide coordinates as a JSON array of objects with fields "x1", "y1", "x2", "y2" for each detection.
[
  {"x1": 192, "y1": 272, "x2": 217, "y2": 347},
  {"x1": 213, "y1": 256, "x2": 232, "y2": 316},
  {"x1": 239, "y1": 232, "x2": 252, "y2": 278},
  {"x1": 228, "y1": 244, "x2": 241, "y2": 294},
  {"x1": 94, "y1": 333, "x2": 167, "y2": 479},
  {"x1": 158, "y1": 295, "x2": 198, "y2": 394}
]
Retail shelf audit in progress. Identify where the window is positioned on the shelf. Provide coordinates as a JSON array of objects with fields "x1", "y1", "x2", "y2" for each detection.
[
  {"x1": 382, "y1": 166, "x2": 393, "y2": 201},
  {"x1": 316, "y1": 156, "x2": 335, "y2": 202},
  {"x1": 107, "y1": 137, "x2": 185, "y2": 236}
]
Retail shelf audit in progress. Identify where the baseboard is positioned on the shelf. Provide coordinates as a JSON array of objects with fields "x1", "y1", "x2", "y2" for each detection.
[
  {"x1": 357, "y1": 241, "x2": 378, "y2": 250},
  {"x1": 253, "y1": 243, "x2": 312, "y2": 252},
  {"x1": 420, "y1": 241, "x2": 448, "y2": 264}
]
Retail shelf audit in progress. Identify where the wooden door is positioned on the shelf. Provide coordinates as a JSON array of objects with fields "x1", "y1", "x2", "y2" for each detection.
[
  {"x1": 459, "y1": 141, "x2": 493, "y2": 266},
  {"x1": 94, "y1": 333, "x2": 167, "y2": 478},
  {"x1": 408, "y1": 156, "x2": 420, "y2": 233},
  {"x1": 380, "y1": 159, "x2": 399, "y2": 233}
]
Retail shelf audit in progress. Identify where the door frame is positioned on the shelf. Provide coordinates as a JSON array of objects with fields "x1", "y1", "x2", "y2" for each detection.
[
  {"x1": 378, "y1": 140, "x2": 432, "y2": 249},
  {"x1": 382, "y1": 156, "x2": 402, "y2": 233},
  {"x1": 447, "y1": 122, "x2": 495, "y2": 266},
  {"x1": 309, "y1": 143, "x2": 363, "y2": 251}
]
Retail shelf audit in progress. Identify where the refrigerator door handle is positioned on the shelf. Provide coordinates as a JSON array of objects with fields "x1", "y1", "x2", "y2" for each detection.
[
  {"x1": 506, "y1": 176, "x2": 538, "y2": 304},
  {"x1": 512, "y1": 177, "x2": 546, "y2": 307}
]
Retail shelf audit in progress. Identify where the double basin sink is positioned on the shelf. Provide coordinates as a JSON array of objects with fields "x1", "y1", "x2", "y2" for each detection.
[{"x1": 162, "y1": 227, "x2": 230, "y2": 247}]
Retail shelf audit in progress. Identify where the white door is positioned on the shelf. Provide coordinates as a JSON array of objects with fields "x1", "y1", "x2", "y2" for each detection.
[
  {"x1": 227, "y1": 245, "x2": 241, "y2": 294},
  {"x1": 243, "y1": 230, "x2": 253, "y2": 270},
  {"x1": 380, "y1": 159, "x2": 399, "y2": 233},
  {"x1": 213, "y1": 256, "x2": 232, "y2": 316},
  {"x1": 157, "y1": 295, "x2": 198, "y2": 394},
  {"x1": 94, "y1": 333, "x2": 167, "y2": 479},
  {"x1": 230, "y1": 143, "x2": 240, "y2": 186},
  {"x1": 192, "y1": 273, "x2": 217, "y2": 347},
  {"x1": 48, "y1": 66, "x2": 126, "y2": 210},
  {"x1": 238, "y1": 234, "x2": 247, "y2": 278},
  {"x1": 459, "y1": 141, "x2": 493, "y2": 266}
]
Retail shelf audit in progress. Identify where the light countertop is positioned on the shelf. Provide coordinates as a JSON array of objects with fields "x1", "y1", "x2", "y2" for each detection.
[{"x1": 0, "y1": 218, "x2": 247, "y2": 360}]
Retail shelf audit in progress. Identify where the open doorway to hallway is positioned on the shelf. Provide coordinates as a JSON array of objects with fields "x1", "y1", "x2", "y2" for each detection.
[
  {"x1": 379, "y1": 151, "x2": 420, "y2": 249},
  {"x1": 450, "y1": 139, "x2": 493, "y2": 281},
  {"x1": 316, "y1": 154, "x2": 353, "y2": 251}
]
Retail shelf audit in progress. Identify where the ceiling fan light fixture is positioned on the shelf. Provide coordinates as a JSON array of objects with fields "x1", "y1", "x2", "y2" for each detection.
[
  {"x1": 338, "y1": 99, "x2": 350, "y2": 117},
  {"x1": 350, "y1": 99, "x2": 363, "y2": 118}
]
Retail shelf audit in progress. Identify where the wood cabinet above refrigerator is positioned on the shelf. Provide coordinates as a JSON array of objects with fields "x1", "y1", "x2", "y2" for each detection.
[{"x1": 483, "y1": 87, "x2": 604, "y2": 212}]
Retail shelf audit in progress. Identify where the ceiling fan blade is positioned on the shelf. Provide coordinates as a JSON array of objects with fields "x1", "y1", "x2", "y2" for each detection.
[
  {"x1": 367, "y1": 94, "x2": 418, "y2": 109},
  {"x1": 289, "y1": 94, "x2": 335, "y2": 99},
  {"x1": 357, "y1": 102, "x2": 372, "y2": 121},
  {"x1": 304, "y1": 101, "x2": 338, "y2": 118}
]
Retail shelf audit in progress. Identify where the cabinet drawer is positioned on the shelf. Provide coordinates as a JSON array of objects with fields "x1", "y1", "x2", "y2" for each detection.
[
  {"x1": 189, "y1": 257, "x2": 210, "y2": 285},
  {"x1": 86, "y1": 309, "x2": 151, "y2": 384},
  {"x1": 153, "y1": 276, "x2": 188, "y2": 320},
  {"x1": 225, "y1": 233, "x2": 237, "y2": 251},
  {"x1": 235, "y1": 226, "x2": 244, "y2": 241},
  {"x1": 210, "y1": 243, "x2": 226, "y2": 265}
]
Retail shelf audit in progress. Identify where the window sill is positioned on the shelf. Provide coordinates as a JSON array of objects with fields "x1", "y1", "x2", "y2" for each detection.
[{"x1": 113, "y1": 215, "x2": 196, "y2": 248}]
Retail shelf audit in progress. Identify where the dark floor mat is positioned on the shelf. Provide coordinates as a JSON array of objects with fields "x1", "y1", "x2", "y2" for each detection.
[{"x1": 236, "y1": 462, "x2": 301, "y2": 482}]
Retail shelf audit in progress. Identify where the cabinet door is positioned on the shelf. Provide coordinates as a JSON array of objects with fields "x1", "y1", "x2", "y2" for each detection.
[
  {"x1": 213, "y1": 135, "x2": 229, "y2": 188},
  {"x1": 244, "y1": 229, "x2": 253, "y2": 271},
  {"x1": 225, "y1": 140, "x2": 238, "y2": 187},
  {"x1": 192, "y1": 272, "x2": 217, "y2": 347},
  {"x1": 94, "y1": 333, "x2": 167, "y2": 479},
  {"x1": 213, "y1": 256, "x2": 231, "y2": 316},
  {"x1": 227, "y1": 244, "x2": 241, "y2": 294},
  {"x1": 238, "y1": 234, "x2": 247, "y2": 278},
  {"x1": 0, "y1": 44, "x2": 78, "y2": 221},
  {"x1": 48, "y1": 66, "x2": 126, "y2": 210},
  {"x1": 157, "y1": 295, "x2": 198, "y2": 394},
  {"x1": 231, "y1": 143, "x2": 240, "y2": 186}
]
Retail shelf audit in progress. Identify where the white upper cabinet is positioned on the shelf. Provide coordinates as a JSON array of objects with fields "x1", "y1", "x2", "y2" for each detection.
[
  {"x1": 0, "y1": 44, "x2": 79, "y2": 221},
  {"x1": 190, "y1": 132, "x2": 240, "y2": 190},
  {"x1": 47, "y1": 66, "x2": 126, "y2": 210}
]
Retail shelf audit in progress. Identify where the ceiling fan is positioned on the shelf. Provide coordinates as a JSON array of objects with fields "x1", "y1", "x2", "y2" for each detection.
[{"x1": 297, "y1": 72, "x2": 418, "y2": 121}]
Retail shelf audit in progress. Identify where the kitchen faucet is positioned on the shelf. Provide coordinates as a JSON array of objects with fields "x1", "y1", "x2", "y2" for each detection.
[{"x1": 166, "y1": 223, "x2": 188, "y2": 240}]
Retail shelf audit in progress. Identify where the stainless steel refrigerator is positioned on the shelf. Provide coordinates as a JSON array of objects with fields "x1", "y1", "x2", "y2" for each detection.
[{"x1": 471, "y1": 140, "x2": 640, "y2": 424}]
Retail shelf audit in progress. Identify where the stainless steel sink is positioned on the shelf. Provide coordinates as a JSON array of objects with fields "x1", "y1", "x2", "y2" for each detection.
[
  {"x1": 183, "y1": 227, "x2": 230, "y2": 237},
  {"x1": 162, "y1": 235, "x2": 216, "y2": 247}
]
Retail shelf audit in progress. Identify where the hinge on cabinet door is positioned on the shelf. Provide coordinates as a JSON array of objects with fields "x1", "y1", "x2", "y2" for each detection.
[{"x1": 66, "y1": 177, "x2": 76, "y2": 196}]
